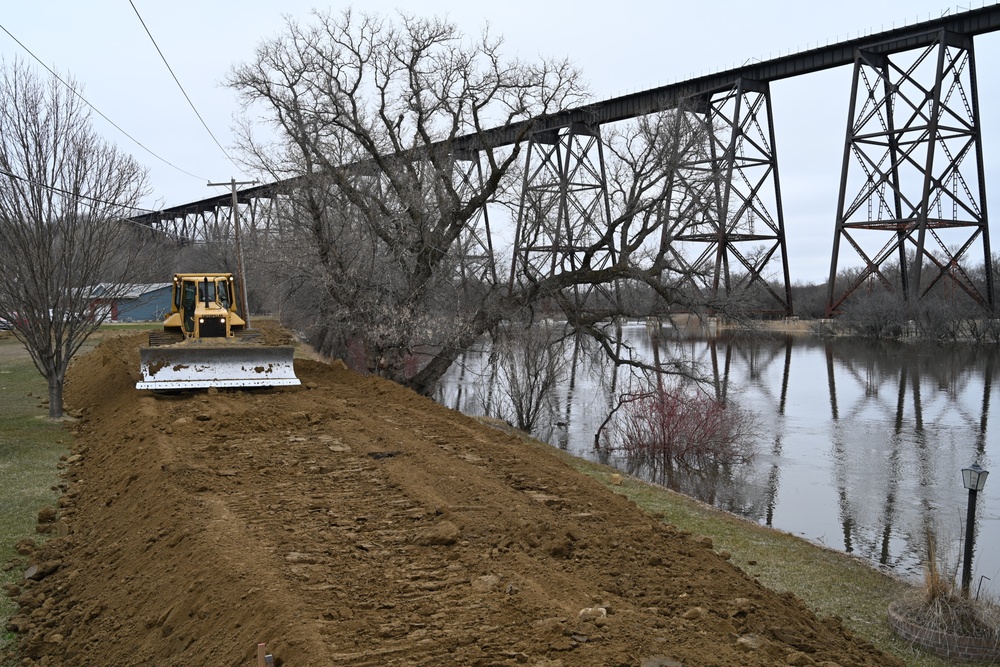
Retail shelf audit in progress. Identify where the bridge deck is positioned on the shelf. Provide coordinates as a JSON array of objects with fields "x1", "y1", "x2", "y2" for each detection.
[{"x1": 131, "y1": 3, "x2": 1000, "y2": 225}]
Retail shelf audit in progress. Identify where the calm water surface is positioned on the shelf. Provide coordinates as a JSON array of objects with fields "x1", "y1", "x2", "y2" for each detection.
[{"x1": 436, "y1": 324, "x2": 1000, "y2": 592}]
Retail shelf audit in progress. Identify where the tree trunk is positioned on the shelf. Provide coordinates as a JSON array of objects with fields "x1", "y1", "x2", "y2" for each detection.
[{"x1": 47, "y1": 374, "x2": 64, "y2": 419}]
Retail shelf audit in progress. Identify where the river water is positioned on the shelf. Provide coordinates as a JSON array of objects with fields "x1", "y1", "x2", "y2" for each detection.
[{"x1": 436, "y1": 323, "x2": 1000, "y2": 592}]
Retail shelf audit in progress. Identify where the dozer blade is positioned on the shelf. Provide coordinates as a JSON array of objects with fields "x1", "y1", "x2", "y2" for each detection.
[{"x1": 136, "y1": 346, "x2": 301, "y2": 390}]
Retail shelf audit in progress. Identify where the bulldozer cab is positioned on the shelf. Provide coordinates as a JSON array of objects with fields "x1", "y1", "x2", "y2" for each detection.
[
  {"x1": 184, "y1": 277, "x2": 232, "y2": 307},
  {"x1": 171, "y1": 274, "x2": 241, "y2": 338}
]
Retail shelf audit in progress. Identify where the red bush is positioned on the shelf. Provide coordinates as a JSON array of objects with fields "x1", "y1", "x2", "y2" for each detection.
[{"x1": 610, "y1": 382, "x2": 757, "y2": 470}]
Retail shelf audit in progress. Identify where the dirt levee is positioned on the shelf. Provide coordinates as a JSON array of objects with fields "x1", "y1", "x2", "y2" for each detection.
[{"x1": 7, "y1": 330, "x2": 900, "y2": 666}]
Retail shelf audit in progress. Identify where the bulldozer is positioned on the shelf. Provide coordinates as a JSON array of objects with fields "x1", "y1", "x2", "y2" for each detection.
[{"x1": 135, "y1": 272, "x2": 300, "y2": 390}]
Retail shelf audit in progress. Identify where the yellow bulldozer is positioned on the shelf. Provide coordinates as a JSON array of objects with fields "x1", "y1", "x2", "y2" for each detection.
[{"x1": 135, "y1": 272, "x2": 300, "y2": 390}]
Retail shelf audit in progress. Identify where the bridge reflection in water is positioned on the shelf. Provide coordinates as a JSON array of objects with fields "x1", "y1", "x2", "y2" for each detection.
[{"x1": 437, "y1": 325, "x2": 1000, "y2": 586}]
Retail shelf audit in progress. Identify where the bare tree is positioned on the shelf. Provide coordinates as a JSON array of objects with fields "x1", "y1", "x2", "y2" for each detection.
[
  {"x1": 229, "y1": 9, "x2": 719, "y2": 394},
  {"x1": 0, "y1": 60, "x2": 150, "y2": 418},
  {"x1": 480, "y1": 321, "x2": 570, "y2": 434}
]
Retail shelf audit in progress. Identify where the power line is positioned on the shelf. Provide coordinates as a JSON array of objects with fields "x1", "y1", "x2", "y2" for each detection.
[
  {"x1": 0, "y1": 167, "x2": 155, "y2": 214},
  {"x1": 129, "y1": 0, "x2": 243, "y2": 174},
  {"x1": 0, "y1": 167, "x2": 189, "y2": 239},
  {"x1": 0, "y1": 22, "x2": 208, "y2": 184}
]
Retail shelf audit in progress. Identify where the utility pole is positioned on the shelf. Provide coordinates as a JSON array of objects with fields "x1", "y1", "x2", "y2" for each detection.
[{"x1": 208, "y1": 178, "x2": 257, "y2": 328}]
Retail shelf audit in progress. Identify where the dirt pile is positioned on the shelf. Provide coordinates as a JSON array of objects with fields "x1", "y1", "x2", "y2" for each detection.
[{"x1": 4, "y1": 328, "x2": 901, "y2": 666}]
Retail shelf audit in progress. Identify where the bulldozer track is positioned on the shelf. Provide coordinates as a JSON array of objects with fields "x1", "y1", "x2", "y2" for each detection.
[{"x1": 147, "y1": 330, "x2": 184, "y2": 346}]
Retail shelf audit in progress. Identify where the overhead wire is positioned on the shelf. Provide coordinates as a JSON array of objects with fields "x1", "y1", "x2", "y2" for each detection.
[
  {"x1": 0, "y1": 21, "x2": 207, "y2": 184},
  {"x1": 0, "y1": 166, "x2": 192, "y2": 239},
  {"x1": 0, "y1": 166, "x2": 153, "y2": 213},
  {"x1": 0, "y1": 157, "x2": 246, "y2": 241},
  {"x1": 128, "y1": 0, "x2": 244, "y2": 176},
  {"x1": 0, "y1": 164, "x2": 278, "y2": 244}
]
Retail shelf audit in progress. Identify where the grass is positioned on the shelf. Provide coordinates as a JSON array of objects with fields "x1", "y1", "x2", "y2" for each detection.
[
  {"x1": 0, "y1": 332, "x2": 70, "y2": 661},
  {"x1": 893, "y1": 534, "x2": 1000, "y2": 648}
]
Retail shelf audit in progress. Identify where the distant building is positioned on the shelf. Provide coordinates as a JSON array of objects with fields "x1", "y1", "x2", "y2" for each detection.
[{"x1": 88, "y1": 283, "x2": 172, "y2": 322}]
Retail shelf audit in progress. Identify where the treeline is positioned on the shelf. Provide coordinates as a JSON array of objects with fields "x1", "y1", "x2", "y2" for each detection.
[{"x1": 792, "y1": 256, "x2": 1000, "y2": 343}]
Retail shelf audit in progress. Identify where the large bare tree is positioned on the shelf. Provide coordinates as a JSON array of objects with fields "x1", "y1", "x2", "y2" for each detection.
[
  {"x1": 229, "y1": 9, "x2": 717, "y2": 394},
  {"x1": 0, "y1": 60, "x2": 150, "y2": 418}
]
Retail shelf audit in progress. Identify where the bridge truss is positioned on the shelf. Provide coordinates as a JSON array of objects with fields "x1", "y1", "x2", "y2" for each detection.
[{"x1": 132, "y1": 4, "x2": 1000, "y2": 317}]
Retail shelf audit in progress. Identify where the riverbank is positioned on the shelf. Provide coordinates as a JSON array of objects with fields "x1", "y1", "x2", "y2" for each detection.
[
  {"x1": 646, "y1": 313, "x2": 817, "y2": 338},
  {"x1": 472, "y1": 411, "x2": 967, "y2": 667},
  {"x1": 563, "y1": 457, "x2": 947, "y2": 665},
  {"x1": 0, "y1": 328, "x2": 976, "y2": 666}
]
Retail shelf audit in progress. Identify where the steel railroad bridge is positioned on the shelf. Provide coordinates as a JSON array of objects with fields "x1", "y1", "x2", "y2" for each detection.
[{"x1": 132, "y1": 4, "x2": 1000, "y2": 316}]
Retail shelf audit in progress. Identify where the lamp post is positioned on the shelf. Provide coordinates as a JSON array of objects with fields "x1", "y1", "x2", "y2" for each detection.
[{"x1": 961, "y1": 463, "x2": 989, "y2": 597}]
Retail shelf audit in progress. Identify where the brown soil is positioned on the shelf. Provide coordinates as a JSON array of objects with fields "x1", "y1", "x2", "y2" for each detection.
[{"x1": 5, "y1": 326, "x2": 901, "y2": 667}]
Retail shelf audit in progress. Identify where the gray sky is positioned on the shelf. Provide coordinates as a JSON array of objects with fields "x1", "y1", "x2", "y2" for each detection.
[{"x1": 2, "y1": 1, "x2": 998, "y2": 284}]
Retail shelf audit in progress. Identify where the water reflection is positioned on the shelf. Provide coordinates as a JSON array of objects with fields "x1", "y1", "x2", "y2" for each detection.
[{"x1": 436, "y1": 325, "x2": 1000, "y2": 588}]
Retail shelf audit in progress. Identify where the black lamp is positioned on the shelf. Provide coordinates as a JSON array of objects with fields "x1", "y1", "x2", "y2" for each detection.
[{"x1": 961, "y1": 463, "x2": 989, "y2": 597}]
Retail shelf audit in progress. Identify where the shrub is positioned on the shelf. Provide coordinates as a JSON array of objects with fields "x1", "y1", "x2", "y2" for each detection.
[
  {"x1": 838, "y1": 290, "x2": 910, "y2": 338},
  {"x1": 603, "y1": 380, "x2": 757, "y2": 471}
]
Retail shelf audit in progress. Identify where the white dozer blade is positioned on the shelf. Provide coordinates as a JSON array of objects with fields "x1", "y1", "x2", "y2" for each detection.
[{"x1": 137, "y1": 345, "x2": 301, "y2": 390}]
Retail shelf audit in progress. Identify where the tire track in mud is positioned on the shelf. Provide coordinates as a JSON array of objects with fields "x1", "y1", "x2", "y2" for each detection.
[{"x1": 165, "y1": 385, "x2": 586, "y2": 665}]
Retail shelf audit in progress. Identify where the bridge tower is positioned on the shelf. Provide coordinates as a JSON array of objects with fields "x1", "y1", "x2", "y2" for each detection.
[
  {"x1": 669, "y1": 79, "x2": 793, "y2": 316},
  {"x1": 510, "y1": 122, "x2": 617, "y2": 308},
  {"x1": 451, "y1": 150, "x2": 500, "y2": 288},
  {"x1": 826, "y1": 29, "x2": 994, "y2": 315}
]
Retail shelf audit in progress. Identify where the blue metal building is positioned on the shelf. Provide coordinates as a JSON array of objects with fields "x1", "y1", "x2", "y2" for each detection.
[{"x1": 90, "y1": 283, "x2": 172, "y2": 322}]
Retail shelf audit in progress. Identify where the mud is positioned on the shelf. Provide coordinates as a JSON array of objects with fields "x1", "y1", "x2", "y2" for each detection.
[{"x1": 4, "y1": 326, "x2": 900, "y2": 666}]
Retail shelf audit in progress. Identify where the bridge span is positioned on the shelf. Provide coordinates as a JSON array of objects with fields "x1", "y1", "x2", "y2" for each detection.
[{"x1": 133, "y1": 3, "x2": 1000, "y2": 316}]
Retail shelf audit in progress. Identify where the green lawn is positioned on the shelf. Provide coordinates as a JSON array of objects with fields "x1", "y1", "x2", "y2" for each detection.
[{"x1": 0, "y1": 332, "x2": 69, "y2": 657}]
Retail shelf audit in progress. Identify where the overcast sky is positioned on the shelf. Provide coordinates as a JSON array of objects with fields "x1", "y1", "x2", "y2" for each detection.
[{"x1": 2, "y1": 1, "x2": 998, "y2": 284}]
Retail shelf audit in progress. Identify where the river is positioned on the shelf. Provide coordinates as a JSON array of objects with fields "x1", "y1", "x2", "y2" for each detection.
[{"x1": 436, "y1": 323, "x2": 1000, "y2": 593}]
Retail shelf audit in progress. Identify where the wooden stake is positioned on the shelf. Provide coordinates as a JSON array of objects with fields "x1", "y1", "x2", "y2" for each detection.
[{"x1": 257, "y1": 642, "x2": 266, "y2": 667}]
